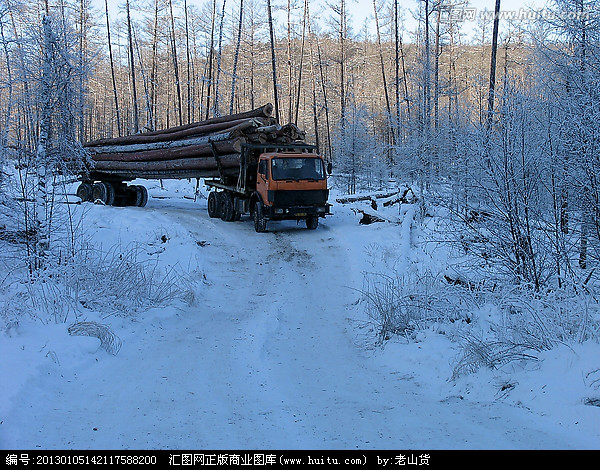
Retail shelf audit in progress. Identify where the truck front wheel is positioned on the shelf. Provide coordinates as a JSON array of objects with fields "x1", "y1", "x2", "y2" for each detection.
[
  {"x1": 306, "y1": 215, "x2": 319, "y2": 230},
  {"x1": 253, "y1": 202, "x2": 267, "y2": 233}
]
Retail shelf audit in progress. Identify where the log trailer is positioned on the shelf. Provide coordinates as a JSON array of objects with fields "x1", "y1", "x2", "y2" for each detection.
[{"x1": 76, "y1": 105, "x2": 332, "y2": 232}]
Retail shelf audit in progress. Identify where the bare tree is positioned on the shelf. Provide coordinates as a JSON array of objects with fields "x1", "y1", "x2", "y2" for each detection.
[
  {"x1": 294, "y1": 0, "x2": 307, "y2": 125},
  {"x1": 168, "y1": 0, "x2": 183, "y2": 126},
  {"x1": 105, "y1": 0, "x2": 122, "y2": 136},
  {"x1": 267, "y1": 0, "x2": 280, "y2": 122},
  {"x1": 204, "y1": 0, "x2": 216, "y2": 119},
  {"x1": 230, "y1": 0, "x2": 244, "y2": 114},
  {"x1": 373, "y1": 0, "x2": 393, "y2": 142},
  {"x1": 487, "y1": 0, "x2": 501, "y2": 127},
  {"x1": 126, "y1": 0, "x2": 140, "y2": 133},
  {"x1": 213, "y1": 0, "x2": 226, "y2": 117}
]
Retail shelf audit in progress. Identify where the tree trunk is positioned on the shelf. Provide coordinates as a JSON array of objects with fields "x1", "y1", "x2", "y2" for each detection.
[
  {"x1": 213, "y1": 0, "x2": 227, "y2": 117},
  {"x1": 487, "y1": 0, "x2": 501, "y2": 127},
  {"x1": 230, "y1": 0, "x2": 244, "y2": 114},
  {"x1": 105, "y1": 0, "x2": 121, "y2": 136},
  {"x1": 315, "y1": 33, "x2": 332, "y2": 159},
  {"x1": 205, "y1": 0, "x2": 216, "y2": 120},
  {"x1": 287, "y1": 0, "x2": 293, "y2": 123},
  {"x1": 294, "y1": 0, "x2": 308, "y2": 125},
  {"x1": 35, "y1": 15, "x2": 54, "y2": 269},
  {"x1": 267, "y1": 0, "x2": 280, "y2": 122},
  {"x1": 126, "y1": 0, "x2": 139, "y2": 133},
  {"x1": 434, "y1": 4, "x2": 441, "y2": 130},
  {"x1": 183, "y1": 0, "x2": 192, "y2": 123},
  {"x1": 339, "y1": 0, "x2": 346, "y2": 137},
  {"x1": 168, "y1": 0, "x2": 183, "y2": 126},
  {"x1": 374, "y1": 0, "x2": 393, "y2": 143}
]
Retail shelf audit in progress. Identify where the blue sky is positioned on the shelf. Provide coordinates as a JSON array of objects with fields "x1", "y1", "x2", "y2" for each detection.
[{"x1": 101, "y1": 0, "x2": 549, "y2": 40}]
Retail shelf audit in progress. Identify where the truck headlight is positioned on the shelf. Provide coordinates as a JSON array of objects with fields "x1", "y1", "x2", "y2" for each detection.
[
  {"x1": 317, "y1": 207, "x2": 326, "y2": 212},
  {"x1": 275, "y1": 208, "x2": 284, "y2": 214}
]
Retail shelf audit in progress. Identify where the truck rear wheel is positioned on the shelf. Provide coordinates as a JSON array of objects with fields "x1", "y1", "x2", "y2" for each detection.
[
  {"x1": 253, "y1": 202, "x2": 267, "y2": 233},
  {"x1": 220, "y1": 192, "x2": 235, "y2": 222},
  {"x1": 306, "y1": 215, "x2": 319, "y2": 230},
  {"x1": 207, "y1": 191, "x2": 219, "y2": 218},
  {"x1": 92, "y1": 182, "x2": 115, "y2": 206}
]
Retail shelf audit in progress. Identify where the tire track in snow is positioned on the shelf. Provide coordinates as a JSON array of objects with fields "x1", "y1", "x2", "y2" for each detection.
[{"x1": 2, "y1": 198, "x2": 591, "y2": 449}]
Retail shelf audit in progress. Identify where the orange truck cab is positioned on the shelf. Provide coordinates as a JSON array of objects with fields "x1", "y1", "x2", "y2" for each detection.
[{"x1": 205, "y1": 143, "x2": 332, "y2": 232}]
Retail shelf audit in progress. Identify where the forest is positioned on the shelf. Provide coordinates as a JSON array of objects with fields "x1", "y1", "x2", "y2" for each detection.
[{"x1": 1, "y1": 0, "x2": 599, "y2": 363}]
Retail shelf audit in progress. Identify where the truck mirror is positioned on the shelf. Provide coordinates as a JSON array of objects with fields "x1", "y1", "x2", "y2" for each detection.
[{"x1": 327, "y1": 162, "x2": 332, "y2": 175}]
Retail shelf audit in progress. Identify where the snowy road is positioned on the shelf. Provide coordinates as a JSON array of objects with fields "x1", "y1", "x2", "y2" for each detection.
[{"x1": 1, "y1": 187, "x2": 598, "y2": 449}]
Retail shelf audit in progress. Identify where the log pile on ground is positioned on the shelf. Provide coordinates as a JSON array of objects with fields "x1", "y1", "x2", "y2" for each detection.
[{"x1": 84, "y1": 104, "x2": 306, "y2": 174}]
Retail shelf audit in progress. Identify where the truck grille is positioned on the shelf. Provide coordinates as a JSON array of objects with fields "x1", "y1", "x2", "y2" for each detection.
[{"x1": 269, "y1": 190, "x2": 328, "y2": 207}]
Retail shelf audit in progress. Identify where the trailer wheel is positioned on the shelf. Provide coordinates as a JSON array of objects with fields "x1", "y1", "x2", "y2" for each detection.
[
  {"x1": 207, "y1": 191, "x2": 219, "y2": 218},
  {"x1": 133, "y1": 185, "x2": 148, "y2": 207},
  {"x1": 76, "y1": 183, "x2": 93, "y2": 202},
  {"x1": 220, "y1": 192, "x2": 235, "y2": 222},
  {"x1": 306, "y1": 215, "x2": 319, "y2": 230},
  {"x1": 253, "y1": 202, "x2": 267, "y2": 233},
  {"x1": 93, "y1": 182, "x2": 115, "y2": 206},
  {"x1": 123, "y1": 186, "x2": 137, "y2": 206}
]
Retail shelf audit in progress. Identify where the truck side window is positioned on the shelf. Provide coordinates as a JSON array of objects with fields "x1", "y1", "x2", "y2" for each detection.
[{"x1": 258, "y1": 160, "x2": 266, "y2": 176}]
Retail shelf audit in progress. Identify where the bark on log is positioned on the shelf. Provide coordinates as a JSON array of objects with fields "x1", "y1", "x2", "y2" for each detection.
[
  {"x1": 91, "y1": 154, "x2": 240, "y2": 171},
  {"x1": 91, "y1": 138, "x2": 245, "y2": 162}
]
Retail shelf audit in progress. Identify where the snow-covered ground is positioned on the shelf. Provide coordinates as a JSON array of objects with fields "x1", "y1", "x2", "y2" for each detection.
[{"x1": 1, "y1": 178, "x2": 599, "y2": 449}]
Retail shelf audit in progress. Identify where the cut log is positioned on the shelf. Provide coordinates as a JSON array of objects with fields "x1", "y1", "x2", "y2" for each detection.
[
  {"x1": 86, "y1": 132, "x2": 232, "y2": 155},
  {"x1": 135, "y1": 103, "x2": 274, "y2": 136},
  {"x1": 85, "y1": 117, "x2": 268, "y2": 148},
  {"x1": 277, "y1": 122, "x2": 305, "y2": 141},
  {"x1": 91, "y1": 154, "x2": 240, "y2": 171},
  {"x1": 91, "y1": 138, "x2": 245, "y2": 162}
]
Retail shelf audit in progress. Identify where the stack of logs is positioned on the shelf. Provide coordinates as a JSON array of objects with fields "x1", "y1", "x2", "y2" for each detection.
[{"x1": 85, "y1": 104, "x2": 306, "y2": 173}]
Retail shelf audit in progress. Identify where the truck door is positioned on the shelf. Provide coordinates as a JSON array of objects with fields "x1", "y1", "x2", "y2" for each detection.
[{"x1": 256, "y1": 157, "x2": 269, "y2": 205}]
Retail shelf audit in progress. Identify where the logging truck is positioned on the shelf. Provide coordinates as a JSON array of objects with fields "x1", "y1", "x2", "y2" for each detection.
[
  {"x1": 76, "y1": 104, "x2": 332, "y2": 232},
  {"x1": 205, "y1": 142, "x2": 331, "y2": 232}
]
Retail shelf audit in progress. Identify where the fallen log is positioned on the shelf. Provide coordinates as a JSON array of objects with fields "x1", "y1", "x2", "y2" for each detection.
[
  {"x1": 91, "y1": 138, "x2": 245, "y2": 162},
  {"x1": 352, "y1": 208, "x2": 386, "y2": 225},
  {"x1": 336, "y1": 190, "x2": 400, "y2": 204},
  {"x1": 382, "y1": 188, "x2": 416, "y2": 206},
  {"x1": 91, "y1": 154, "x2": 240, "y2": 171}
]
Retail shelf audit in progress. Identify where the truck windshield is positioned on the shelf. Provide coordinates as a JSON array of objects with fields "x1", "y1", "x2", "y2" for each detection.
[{"x1": 271, "y1": 157, "x2": 325, "y2": 181}]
